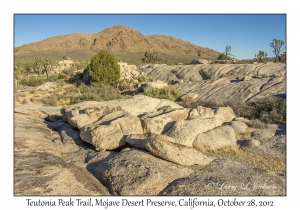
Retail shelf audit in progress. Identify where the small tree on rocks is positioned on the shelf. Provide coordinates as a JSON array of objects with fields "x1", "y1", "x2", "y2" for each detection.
[{"x1": 88, "y1": 50, "x2": 120, "y2": 84}]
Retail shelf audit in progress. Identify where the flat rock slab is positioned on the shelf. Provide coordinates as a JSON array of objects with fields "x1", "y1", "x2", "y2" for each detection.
[
  {"x1": 92, "y1": 148, "x2": 194, "y2": 196},
  {"x1": 62, "y1": 95, "x2": 183, "y2": 118},
  {"x1": 142, "y1": 63, "x2": 286, "y2": 104},
  {"x1": 15, "y1": 104, "x2": 62, "y2": 116},
  {"x1": 159, "y1": 158, "x2": 286, "y2": 196}
]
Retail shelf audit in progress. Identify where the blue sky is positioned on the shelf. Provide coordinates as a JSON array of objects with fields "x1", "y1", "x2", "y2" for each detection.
[{"x1": 14, "y1": 14, "x2": 286, "y2": 60}]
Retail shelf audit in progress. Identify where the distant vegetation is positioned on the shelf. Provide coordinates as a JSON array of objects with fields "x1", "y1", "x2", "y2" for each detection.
[
  {"x1": 141, "y1": 50, "x2": 163, "y2": 64},
  {"x1": 216, "y1": 39, "x2": 286, "y2": 64}
]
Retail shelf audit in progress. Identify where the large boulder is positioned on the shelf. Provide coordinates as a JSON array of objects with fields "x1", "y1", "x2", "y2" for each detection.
[
  {"x1": 214, "y1": 106, "x2": 236, "y2": 122},
  {"x1": 146, "y1": 135, "x2": 213, "y2": 166},
  {"x1": 193, "y1": 125, "x2": 237, "y2": 150},
  {"x1": 188, "y1": 106, "x2": 215, "y2": 119},
  {"x1": 164, "y1": 117, "x2": 223, "y2": 147},
  {"x1": 92, "y1": 148, "x2": 194, "y2": 196},
  {"x1": 140, "y1": 107, "x2": 190, "y2": 134},
  {"x1": 191, "y1": 59, "x2": 208, "y2": 64},
  {"x1": 80, "y1": 110, "x2": 144, "y2": 151},
  {"x1": 228, "y1": 120, "x2": 249, "y2": 135}
]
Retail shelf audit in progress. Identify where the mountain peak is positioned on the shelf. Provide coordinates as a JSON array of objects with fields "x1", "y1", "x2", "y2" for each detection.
[{"x1": 14, "y1": 25, "x2": 220, "y2": 65}]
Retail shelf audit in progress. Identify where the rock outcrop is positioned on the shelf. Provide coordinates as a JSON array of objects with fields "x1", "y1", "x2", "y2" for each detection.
[
  {"x1": 139, "y1": 63, "x2": 286, "y2": 104},
  {"x1": 14, "y1": 94, "x2": 286, "y2": 196},
  {"x1": 14, "y1": 112, "x2": 110, "y2": 196}
]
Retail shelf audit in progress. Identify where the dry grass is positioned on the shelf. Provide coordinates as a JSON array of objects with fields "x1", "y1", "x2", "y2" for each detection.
[
  {"x1": 14, "y1": 79, "x2": 124, "y2": 107},
  {"x1": 198, "y1": 146, "x2": 286, "y2": 172}
]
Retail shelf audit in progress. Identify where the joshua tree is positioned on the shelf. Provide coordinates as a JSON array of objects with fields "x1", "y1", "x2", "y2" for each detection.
[
  {"x1": 33, "y1": 56, "x2": 44, "y2": 74},
  {"x1": 42, "y1": 57, "x2": 57, "y2": 78},
  {"x1": 255, "y1": 50, "x2": 268, "y2": 63},
  {"x1": 270, "y1": 39, "x2": 285, "y2": 63},
  {"x1": 217, "y1": 45, "x2": 233, "y2": 61},
  {"x1": 224, "y1": 45, "x2": 232, "y2": 57}
]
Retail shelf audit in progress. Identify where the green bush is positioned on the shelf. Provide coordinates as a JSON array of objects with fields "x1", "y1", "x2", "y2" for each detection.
[
  {"x1": 143, "y1": 87, "x2": 181, "y2": 101},
  {"x1": 138, "y1": 75, "x2": 153, "y2": 83},
  {"x1": 88, "y1": 50, "x2": 120, "y2": 84}
]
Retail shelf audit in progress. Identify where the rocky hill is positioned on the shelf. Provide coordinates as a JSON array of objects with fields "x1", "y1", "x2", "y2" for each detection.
[{"x1": 14, "y1": 25, "x2": 220, "y2": 65}]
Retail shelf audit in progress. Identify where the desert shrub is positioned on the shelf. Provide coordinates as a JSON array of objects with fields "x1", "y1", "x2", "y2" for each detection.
[
  {"x1": 61, "y1": 68, "x2": 76, "y2": 78},
  {"x1": 19, "y1": 77, "x2": 44, "y2": 87},
  {"x1": 235, "y1": 60, "x2": 253, "y2": 64},
  {"x1": 88, "y1": 50, "x2": 120, "y2": 84},
  {"x1": 42, "y1": 94, "x2": 58, "y2": 106},
  {"x1": 138, "y1": 75, "x2": 153, "y2": 83},
  {"x1": 246, "y1": 119, "x2": 266, "y2": 129},
  {"x1": 58, "y1": 74, "x2": 67, "y2": 80},
  {"x1": 143, "y1": 87, "x2": 181, "y2": 101},
  {"x1": 249, "y1": 96, "x2": 286, "y2": 125},
  {"x1": 66, "y1": 82, "x2": 122, "y2": 104},
  {"x1": 46, "y1": 74, "x2": 59, "y2": 82},
  {"x1": 70, "y1": 92, "x2": 101, "y2": 104}
]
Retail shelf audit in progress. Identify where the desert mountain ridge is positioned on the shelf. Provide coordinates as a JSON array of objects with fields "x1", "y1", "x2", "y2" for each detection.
[{"x1": 14, "y1": 25, "x2": 220, "y2": 65}]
